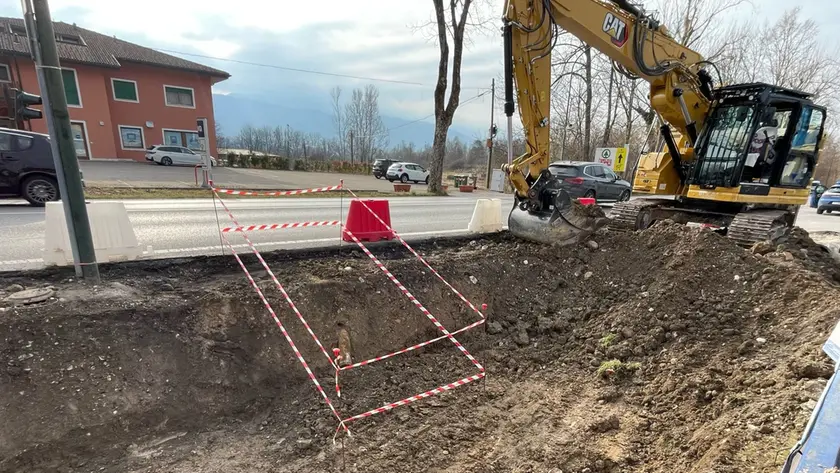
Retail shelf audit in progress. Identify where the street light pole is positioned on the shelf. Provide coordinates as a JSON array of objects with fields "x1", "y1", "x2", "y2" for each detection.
[{"x1": 30, "y1": 0, "x2": 99, "y2": 282}]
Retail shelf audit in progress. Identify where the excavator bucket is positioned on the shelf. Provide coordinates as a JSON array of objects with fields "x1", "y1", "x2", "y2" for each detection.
[{"x1": 508, "y1": 191, "x2": 608, "y2": 246}]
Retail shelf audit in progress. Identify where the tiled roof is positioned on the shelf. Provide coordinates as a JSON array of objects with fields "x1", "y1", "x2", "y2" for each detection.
[{"x1": 0, "y1": 17, "x2": 230, "y2": 79}]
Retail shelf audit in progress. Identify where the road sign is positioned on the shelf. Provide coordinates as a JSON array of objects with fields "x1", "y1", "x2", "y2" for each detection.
[{"x1": 594, "y1": 146, "x2": 629, "y2": 172}]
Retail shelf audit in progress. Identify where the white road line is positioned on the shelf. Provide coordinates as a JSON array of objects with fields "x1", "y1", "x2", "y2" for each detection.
[{"x1": 0, "y1": 258, "x2": 42, "y2": 266}]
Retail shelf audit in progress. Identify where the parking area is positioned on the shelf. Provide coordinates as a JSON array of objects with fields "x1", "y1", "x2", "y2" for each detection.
[{"x1": 78, "y1": 160, "x2": 425, "y2": 191}]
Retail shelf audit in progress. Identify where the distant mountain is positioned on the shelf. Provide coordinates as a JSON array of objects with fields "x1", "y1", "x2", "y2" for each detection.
[{"x1": 212, "y1": 93, "x2": 476, "y2": 147}]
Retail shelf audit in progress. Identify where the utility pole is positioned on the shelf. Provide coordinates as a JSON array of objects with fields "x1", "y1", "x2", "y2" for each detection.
[
  {"x1": 22, "y1": 0, "x2": 80, "y2": 276},
  {"x1": 29, "y1": 0, "x2": 99, "y2": 282},
  {"x1": 349, "y1": 130, "x2": 354, "y2": 164},
  {"x1": 485, "y1": 78, "x2": 496, "y2": 189},
  {"x1": 285, "y1": 124, "x2": 290, "y2": 158}
]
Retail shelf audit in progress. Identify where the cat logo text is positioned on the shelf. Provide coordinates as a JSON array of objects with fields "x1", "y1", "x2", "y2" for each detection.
[{"x1": 603, "y1": 12, "x2": 628, "y2": 47}]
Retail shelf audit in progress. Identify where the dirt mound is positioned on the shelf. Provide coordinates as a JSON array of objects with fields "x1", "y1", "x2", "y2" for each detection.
[
  {"x1": 759, "y1": 227, "x2": 840, "y2": 283},
  {"x1": 1, "y1": 226, "x2": 838, "y2": 473}
]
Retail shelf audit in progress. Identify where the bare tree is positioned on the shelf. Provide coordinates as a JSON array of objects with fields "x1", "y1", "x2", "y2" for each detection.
[
  {"x1": 601, "y1": 67, "x2": 615, "y2": 146},
  {"x1": 330, "y1": 87, "x2": 346, "y2": 159},
  {"x1": 428, "y1": 0, "x2": 473, "y2": 193},
  {"x1": 654, "y1": 0, "x2": 748, "y2": 56},
  {"x1": 215, "y1": 121, "x2": 228, "y2": 150},
  {"x1": 361, "y1": 85, "x2": 388, "y2": 161},
  {"x1": 344, "y1": 85, "x2": 387, "y2": 163},
  {"x1": 238, "y1": 125, "x2": 257, "y2": 153}
]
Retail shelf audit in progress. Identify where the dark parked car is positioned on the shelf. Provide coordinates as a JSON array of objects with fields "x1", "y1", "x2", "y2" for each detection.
[
  {"x1": 548, "y1": 161, "x2": 631, "y2": 202},
  {"x1": 0, "y1": 127, "x2": 61, "y2": 206},
  {"x1": 372, "y1": 159, "x2": 396, "y2": 179}
]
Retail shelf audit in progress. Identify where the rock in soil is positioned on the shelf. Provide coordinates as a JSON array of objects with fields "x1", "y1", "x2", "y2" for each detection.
[
  {"x1": 589, "y1": 414, "x2": 620, "y2": 433},
  {"x1": 486, "y1": 321, "x2": 503, "y2": 335},
  {"x1": 514, "y1": 329, "x2": 531, "y2": 346}
]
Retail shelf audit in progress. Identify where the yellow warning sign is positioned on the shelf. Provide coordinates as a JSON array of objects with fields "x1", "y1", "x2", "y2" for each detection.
[{"x1": 613, "y1": 147, "x2": 627, "y2": 172}]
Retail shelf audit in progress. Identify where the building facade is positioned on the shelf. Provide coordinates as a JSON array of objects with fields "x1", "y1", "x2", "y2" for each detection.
[{"x1": 0, "y1": 18, "x2": 229, "y2": 161}]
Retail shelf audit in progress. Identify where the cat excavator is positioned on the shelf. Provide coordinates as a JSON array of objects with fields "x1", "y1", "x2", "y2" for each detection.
[{"x1": 502, "y1": 0, "x2": 828, "y2": 246}]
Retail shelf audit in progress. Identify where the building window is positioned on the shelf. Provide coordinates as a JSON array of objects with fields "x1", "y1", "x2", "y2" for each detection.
[
  {"x1": 163, "y1": 129, "x2": 202, "y2": 150},
  {"x1": 164, "y1": 85, "x2": 194, "y2": 108},
  {"x1": 119, "y1": 125, "x2": 145, "y2": 150},
  {"x1": 61, "y1": 68, "x2": 82, "y2": 107},
  {"x1": 111, "y1": 78, "x2": 138, "y2": 102},
  {"x1": 0, "y1": 64, "x2": 10, "y2": 83},
  {"x1": 55, "y1": 33, "x2": 84, "y2": 45}
]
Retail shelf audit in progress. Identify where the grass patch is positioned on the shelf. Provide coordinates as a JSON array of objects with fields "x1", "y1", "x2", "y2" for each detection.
[
  {"x1": 83, "y1": 187, "x2": 446, "y2": 200},
  {"x1": 597, "y1": 359, "x2": 641, "y2": 378},
  {"x1": 599, "y1": 333, "x2": 617, "y2": 348}
]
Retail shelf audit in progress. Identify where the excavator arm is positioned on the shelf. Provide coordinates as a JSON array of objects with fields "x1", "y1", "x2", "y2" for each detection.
[{"x1": 502, "y1": 0, "x2": 715, "y2": 243}]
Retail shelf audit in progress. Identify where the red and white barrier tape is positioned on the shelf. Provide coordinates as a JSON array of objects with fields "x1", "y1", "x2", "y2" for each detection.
[
  {"x1": 221, "y1": 220, "x2": 340, "y2": 233},
  {"x1": 340, "y1": 318, "x2": 485, "y2": 372},
  {"x1": 345, "y1": 189, "x2": 485, "y2": 321},
  {"x1": 343, "y1": 227, "x2": 484, "y2": 373},
  {"x1": 341, "y1": 372, "x2": 485, "y2": 424},
  {"x1": 213, "y1": 184, "x2": 342, "y2": 196},
  {"x1": 212, "y1": 189, "x2": 338, "y2": 370},
  {"x1": 219, "y1": 230, "x2": 348, "y2": 434}
]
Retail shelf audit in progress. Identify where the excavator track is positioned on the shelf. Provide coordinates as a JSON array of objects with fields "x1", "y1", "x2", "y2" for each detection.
[
  {"x1": 608, "y1": 199, "x2": 668, "y2": 232},
  {"x1": 727, "y1": 210, "x2": 792, "y2": 247}
]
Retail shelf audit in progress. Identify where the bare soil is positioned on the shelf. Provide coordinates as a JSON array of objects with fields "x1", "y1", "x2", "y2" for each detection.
[{"x1": 1, "y1": 224, "x2": 838, "y2": 473}]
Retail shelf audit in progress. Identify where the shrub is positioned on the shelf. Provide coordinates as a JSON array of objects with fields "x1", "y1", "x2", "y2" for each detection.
[
  {"x1": 599, "y1": 333, "x2": 617, "y2": 348},
  {"x1": 597, "y1": 359, "x2": 641, "y2": 378}
]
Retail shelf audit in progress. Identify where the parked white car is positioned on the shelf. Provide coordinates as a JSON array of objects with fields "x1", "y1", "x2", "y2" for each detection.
[
  {"x1": 145, "y1": 145, "x2": 216, "y2": 166},
  {"x1": 386, "y1": 162, "x2": 429, "y2": 184}
]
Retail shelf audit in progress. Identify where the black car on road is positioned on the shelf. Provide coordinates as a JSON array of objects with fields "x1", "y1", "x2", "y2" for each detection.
[
  {"x1": 372, "y1": 159, "x2": 396, "y2": 179},
  {"x1": 0, "y1": 127, "x2": 61, "y2": 206},
  {"x1": 548, "y1": 161, "x2": 632, "y2": 202}
]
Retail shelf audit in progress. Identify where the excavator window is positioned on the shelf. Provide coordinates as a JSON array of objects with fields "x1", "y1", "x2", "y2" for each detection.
[
  {"x1": 779, "y1": 106, "x2": 825, "y2": 187},
  {"x1": 741, "y1": 105, "x2": 794, "y2": 185},
  {"x1": 694, "y1": 104, "x2": 757, "y2": 187}
]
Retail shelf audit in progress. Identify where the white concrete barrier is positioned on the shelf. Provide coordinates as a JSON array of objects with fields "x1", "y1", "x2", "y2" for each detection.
[
  {"x1": 44, "y1": 202, "x2": 143, "y2": 266},
  {"x1": 468, "y1": 198, "x2": 504, "y2": 234}
]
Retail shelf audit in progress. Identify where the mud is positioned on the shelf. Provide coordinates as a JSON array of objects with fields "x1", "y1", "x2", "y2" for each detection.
[{"x1": 1, "y1": 226, "x2": 838, "y2": 473}]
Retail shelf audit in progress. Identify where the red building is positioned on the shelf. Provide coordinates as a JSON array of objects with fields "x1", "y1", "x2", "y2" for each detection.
[{"x1": 0, "y1": 17, "x2": 229, "y2": 161}]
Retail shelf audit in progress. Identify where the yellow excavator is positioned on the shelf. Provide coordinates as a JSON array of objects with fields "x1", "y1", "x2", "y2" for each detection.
[{"x1": 502, "y1": 0, "x2": 828, "y2": 246}]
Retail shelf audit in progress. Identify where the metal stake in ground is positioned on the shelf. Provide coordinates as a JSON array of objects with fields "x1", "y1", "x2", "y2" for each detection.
[{"x1": 31, "y1": 0, "x2": 99, "y2": 282}]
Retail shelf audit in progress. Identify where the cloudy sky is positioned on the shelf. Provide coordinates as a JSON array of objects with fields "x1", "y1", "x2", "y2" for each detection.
[{"x1": 1, "y1": 0, "x2": 837, "y2": 137}]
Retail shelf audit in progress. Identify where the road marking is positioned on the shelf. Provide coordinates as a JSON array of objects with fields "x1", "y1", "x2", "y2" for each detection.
[{"x1": 0, "y1": 258, "x2": 42, "y2": 266}]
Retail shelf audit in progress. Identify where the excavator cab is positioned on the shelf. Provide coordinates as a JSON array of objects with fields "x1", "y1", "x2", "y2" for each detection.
[
  {"x1": 616, "y1": 83, "x2": 827, "y2": 246},
  {"x1": 690, "y1": 83, "x2": 827, "y2": 196}
]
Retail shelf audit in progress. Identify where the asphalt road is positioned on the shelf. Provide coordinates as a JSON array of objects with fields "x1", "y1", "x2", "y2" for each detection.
[
  {"x1": 79, "y1": 160, "x2": 418, "y2": 192},
  {"x1": 0, "y1": 197, "x2": 837, "y2": 271},
  {"x1": 0, "y1": 195, "x2": 485, "y2": 270}
]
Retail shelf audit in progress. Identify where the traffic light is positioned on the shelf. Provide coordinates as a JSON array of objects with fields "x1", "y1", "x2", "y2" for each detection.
[{"x1": 13, "y1": 89, "x2": 43, "y2": 121}]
